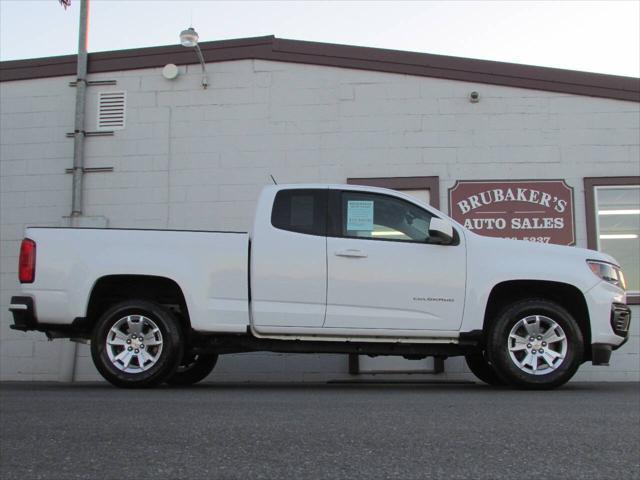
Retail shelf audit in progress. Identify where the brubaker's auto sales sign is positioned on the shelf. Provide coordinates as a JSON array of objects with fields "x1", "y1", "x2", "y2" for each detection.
[{"x1": 448, "y1": 180, "x2": 575, "y2": 245}]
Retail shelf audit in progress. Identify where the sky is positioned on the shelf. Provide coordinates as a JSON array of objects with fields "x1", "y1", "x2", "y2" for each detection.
[{"x1": 0, "y1": 0, "x2": 639, "y2": 78}]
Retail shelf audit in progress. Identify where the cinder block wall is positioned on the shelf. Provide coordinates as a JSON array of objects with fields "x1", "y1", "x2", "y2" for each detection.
[{"x1": 1, "y1": 60, "x2": 638, "y2": 382}]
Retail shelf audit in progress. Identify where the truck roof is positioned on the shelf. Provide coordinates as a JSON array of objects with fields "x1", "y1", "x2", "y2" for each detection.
[
  {"x1": 267, "y1": 183, "x2": 416, "y2": 195},
  {"x1": 265, "y1": 183, "x2": 433, "y2": 207}
]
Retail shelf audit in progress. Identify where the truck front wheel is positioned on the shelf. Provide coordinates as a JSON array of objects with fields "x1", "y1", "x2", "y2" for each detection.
[
  {"x1": 486, "y1": 299, "x2": 583, "y2": 390},
  {"x1": 91, "y1": 300, "x2": 184, "y2": 388},
  {"x1": 165, "y1": 353, "x2": 218, "y2": 386}
]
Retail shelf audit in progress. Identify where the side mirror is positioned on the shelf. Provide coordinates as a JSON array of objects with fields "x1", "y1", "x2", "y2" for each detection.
[{"x1": 428, "y1": 217, "x2": 454, "y2": 245}]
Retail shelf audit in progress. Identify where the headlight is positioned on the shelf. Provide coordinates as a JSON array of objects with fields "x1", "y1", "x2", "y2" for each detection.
[{"x1": 587, "y1": 260, "x2": 627, "y2": 290}]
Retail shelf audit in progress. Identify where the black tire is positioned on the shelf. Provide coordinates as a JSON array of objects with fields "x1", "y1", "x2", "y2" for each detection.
[
  {"x1": 486, "y1": 298, "x2": 584, "y2": 390},
  {"x1": 165, "y1": 353, "x2": 218, "y2": 386},
  {"x1": 91, "y1": 300, "x2": 184, "y2": 388},
  {"x1": 465, "y1": 352, "x2": 506, "y2": 386}
]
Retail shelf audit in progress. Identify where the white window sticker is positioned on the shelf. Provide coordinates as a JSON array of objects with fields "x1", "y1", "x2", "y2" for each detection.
[{"x1": 347, "y1": 200, "x2": 374, "y2": 231}]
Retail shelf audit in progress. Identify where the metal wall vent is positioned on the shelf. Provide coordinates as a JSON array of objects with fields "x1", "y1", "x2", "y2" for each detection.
[{"x1": 97, "y1": 91, "x2": 126, "y2": 130}]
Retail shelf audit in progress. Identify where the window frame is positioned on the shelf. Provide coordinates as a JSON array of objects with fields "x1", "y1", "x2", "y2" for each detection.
[
  {"x1": 584, "y1": 176, "x2": 640, "y2": 304},
  {"x1": 335, "y1": 190, "x2": 436, "y2": 244},
  {"x1": 328, "y1": 189, "x2": 459, "y2": 245}
]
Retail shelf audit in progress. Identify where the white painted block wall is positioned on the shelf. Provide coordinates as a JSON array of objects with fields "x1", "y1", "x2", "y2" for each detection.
[{"x1": 1, "y1": 59, "x2": 638, "y2": 382}]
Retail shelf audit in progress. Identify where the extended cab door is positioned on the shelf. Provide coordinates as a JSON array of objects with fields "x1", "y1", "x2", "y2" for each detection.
[
  {"x1": 324, "y1": 189, "x2": 466, "y2": 332},
  {"x1": 250, "y1": 187, "x2": 328, "y2": 330}
]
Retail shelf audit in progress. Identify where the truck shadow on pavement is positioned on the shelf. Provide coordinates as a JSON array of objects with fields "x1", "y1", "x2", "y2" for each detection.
[{"x1": 2, "y1": 380, "x2": 634, "y2": 393}]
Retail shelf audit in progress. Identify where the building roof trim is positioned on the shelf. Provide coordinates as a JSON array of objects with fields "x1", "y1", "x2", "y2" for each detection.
[{"x1": 1, "y1": 35, "x2": 638, "y2": 102}]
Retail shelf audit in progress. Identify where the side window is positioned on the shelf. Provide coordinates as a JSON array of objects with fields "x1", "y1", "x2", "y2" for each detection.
[
  {"x1": 271, "y1": 189, "x2": 327, "y2": 236},
  {"x1": 340, "y1": 191, "x2": 433, "y2": 242}
]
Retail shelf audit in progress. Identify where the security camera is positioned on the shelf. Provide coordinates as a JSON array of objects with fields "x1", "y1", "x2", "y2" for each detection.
[{"x1": 469, "y1": 91, "x2": 480, "y2": 103}]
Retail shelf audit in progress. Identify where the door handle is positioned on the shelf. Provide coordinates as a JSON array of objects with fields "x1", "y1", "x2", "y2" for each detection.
[{"x1": 335, "y1": 249, "x2": 368, "y2": 258}]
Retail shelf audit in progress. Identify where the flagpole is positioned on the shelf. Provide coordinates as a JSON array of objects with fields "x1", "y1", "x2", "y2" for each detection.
[
  {"x1": 70, "y1": 0, "x2": 88, "y2": 220},
  {"x1": 60, "y1": 0, "x2": 89, "y2": 383}
]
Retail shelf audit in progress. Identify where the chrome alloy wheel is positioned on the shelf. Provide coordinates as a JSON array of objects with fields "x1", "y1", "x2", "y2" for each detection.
[
  {"x1": 106, "y1": 315, "x2": 163, "y2": 373},
  {"x1": 507, "y1": 315, "x2": 568, "y2": 375}
]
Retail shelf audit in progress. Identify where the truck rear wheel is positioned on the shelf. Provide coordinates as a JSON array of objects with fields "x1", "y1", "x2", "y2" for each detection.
[
  {"x1": 465, "y1": 352, "x2": 506, "y2": 386},
  {"x1": 486, "y1": 299, "x2": 583, "y2": 390},
  {"x1": 91, "y1": 300, "x2": 184, "y2": 388},
  {"x1": 165, "y1": 353, "x2": 218, "y2": 386}
]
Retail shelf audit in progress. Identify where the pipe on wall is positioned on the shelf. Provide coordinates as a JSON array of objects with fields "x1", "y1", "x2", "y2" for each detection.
[{"x1": 60, "y1": 0, "x2": 89, "y2": 383}]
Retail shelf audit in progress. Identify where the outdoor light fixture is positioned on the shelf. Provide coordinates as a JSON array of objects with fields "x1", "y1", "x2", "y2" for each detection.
[
  {"x1": 180, "y1": 27, "x2": 208, "y2": 89},
  {"x1": 180, "y1": 27, "x2": 199, "y2": 47}
]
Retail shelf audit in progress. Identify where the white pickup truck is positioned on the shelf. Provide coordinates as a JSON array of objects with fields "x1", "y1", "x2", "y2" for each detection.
[{"x1": 10, "y1": 184, "x2": 631, "y2": 389}]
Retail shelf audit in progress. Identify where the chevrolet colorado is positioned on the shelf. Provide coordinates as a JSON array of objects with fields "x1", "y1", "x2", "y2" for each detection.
[{"x1": 9, "y1": 184, "x2": 631, "y2": 389}]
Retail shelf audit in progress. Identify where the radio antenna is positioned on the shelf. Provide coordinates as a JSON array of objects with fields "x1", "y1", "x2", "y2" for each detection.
[{"x1": 270, "y1": 175, "x2": 278, "y2": 185}]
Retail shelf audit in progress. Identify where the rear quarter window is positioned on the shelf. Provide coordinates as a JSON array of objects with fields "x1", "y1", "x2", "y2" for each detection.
[{"x1": 271, "y1": 189, "x2": 327, "y2": 236}]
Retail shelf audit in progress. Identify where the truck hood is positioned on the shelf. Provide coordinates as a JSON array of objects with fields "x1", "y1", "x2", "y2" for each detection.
[
  {"x1": 460, "y1": 231, "x2": 622, "y2": 295},
  {"x1": 465, "y1": 230, "x2": 619, "y2": 266}
]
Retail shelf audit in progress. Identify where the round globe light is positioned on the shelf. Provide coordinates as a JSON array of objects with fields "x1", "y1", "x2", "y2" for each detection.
[{"x1": 180, "y1": 27, "x2": 199, "y2": 47}]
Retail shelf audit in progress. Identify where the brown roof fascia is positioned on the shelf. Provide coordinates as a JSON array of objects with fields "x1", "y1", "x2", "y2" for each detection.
[
  {"x1": 1, "y1": 35, "x2": 638, "y2": 102},
  {"x1": 90, "y1": 35, "x2": 276, "y2": 74},
  {"x1": 0, "y1": 54, "x2": 77, "y2": 81},
  {"x1": 0, "y1": 35, "x2": 276, "y2": 81},
  {"x1": 271, "y1": 38, "x2": 640, "y2": 102}
]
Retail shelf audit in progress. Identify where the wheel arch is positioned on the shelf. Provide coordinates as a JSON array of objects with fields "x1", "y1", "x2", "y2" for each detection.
[
  {"x1": 86, "y1": 274, "x2": 191, "y2": 332},
  {"x1": 482, "y1": 280, "x2": 592, "y2": 360}
]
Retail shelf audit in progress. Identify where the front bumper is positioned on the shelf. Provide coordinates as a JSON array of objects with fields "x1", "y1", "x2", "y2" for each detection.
[
  {"x1": 591, "y1": 303, "x2": 631, "y2": 366},
  {"x1": 610, "y1": 303, "x2": 631, "y2": 342}
]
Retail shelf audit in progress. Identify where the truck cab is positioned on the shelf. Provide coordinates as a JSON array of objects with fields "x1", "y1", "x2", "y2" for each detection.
[{"x1": 251, "y1": 185, "x2": 465, "y2": 336}]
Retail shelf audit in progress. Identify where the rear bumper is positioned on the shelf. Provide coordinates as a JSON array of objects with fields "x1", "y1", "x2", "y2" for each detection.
[
  {"x1": 9, "y1": 296, "x2": 91, "y2": 338},
  {"x1": 9, "y1": 296, "x2": 37, "y2": 331}
]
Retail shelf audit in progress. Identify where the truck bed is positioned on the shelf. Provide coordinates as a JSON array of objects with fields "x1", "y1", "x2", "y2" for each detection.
[{"x1": 22, "y1": 227, "x2": 250, "y2": 333}]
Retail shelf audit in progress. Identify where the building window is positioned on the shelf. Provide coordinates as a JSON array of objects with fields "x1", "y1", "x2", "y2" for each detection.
[{"x1": 584, "y1": 177, "x2": 640, "y2": 304}]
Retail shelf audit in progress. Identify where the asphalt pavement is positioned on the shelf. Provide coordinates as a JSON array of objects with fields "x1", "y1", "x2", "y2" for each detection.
[{"x1": 1, "y1": 381, "x2": 638, "y2": 480}]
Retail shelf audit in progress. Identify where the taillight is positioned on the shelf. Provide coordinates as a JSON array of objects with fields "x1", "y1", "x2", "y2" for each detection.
[{"x1": 19, "y1": 238, "x2": 36, "y2": 283}]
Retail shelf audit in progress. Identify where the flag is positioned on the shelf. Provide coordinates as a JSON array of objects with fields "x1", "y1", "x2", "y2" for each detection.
[{"x1": 59, "y1": 0, "x2": 71, "y2": 9}]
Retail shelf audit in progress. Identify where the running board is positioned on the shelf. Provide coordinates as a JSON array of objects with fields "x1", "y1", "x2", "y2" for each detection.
[{"x1": 193, "y1": 333, "x2": 481, "y2": 357}]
